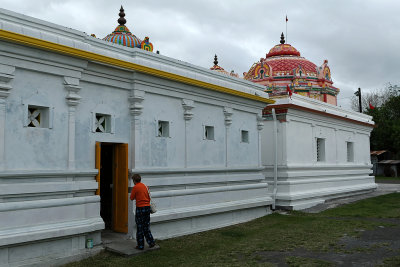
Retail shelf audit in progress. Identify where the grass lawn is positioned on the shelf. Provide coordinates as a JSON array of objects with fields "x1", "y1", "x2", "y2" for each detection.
[
  {"x1": 65, "y1": 193, "x2": 400, "y2": 267},
  {"x1": 375, "y1": 175, "x2": 400, "y2": 182}
]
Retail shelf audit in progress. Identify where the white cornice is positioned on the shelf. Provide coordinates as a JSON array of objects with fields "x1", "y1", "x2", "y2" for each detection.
[{"x1": 270, "y1": 94, "x2": 374, "y2": 125}]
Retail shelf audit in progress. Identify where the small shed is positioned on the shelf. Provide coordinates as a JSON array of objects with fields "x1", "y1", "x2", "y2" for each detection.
[
  {"x1": 378, "y1": 160, "x2": 400, "y2": 177},
  {"x1": 370, "y1": 150, "x2": 392, "y2": 176}
]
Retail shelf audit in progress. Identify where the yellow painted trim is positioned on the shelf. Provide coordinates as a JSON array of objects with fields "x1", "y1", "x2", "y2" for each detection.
[{"x1": 0, "y1": 29, "x2": 275, "y2": 104}]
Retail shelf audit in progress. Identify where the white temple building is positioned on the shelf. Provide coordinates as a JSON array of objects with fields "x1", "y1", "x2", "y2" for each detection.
[
  {"x1": 262, "y1": 94, "x2": 375, "y2": 210},
  {"x1": 0, "y1": 7, "x2": 375, "y2": 266}
]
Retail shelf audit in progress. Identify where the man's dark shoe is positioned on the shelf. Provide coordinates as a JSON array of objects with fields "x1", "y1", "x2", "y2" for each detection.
[
  {"x1": 135, "y1": 246, "x2": 144, "y2": 250},
  {"x1": 149, "y1": 243, "x2": 156, "y2": 248}
]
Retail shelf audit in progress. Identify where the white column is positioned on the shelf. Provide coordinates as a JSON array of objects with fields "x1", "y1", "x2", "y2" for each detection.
[
  {"x1": 0, "y1": 64, "x2": 15, "y2": 171},
  {"x1": 129, "y1": 89, "x2": 145, "y2": 170},
  {"x1": 223, "y1": 107, "x2": 233, "y2": 167},
  {"x1": 311, "y1": 123, "x2": 316, "y2": 163},
  {"x1": 257, "y1": 114, "x2": 264, "y2": 167},
  {"x1": 182, "y1": 99, "x2": 194, "y2": 168},
  {"x1": 64, "y1": 77, "x2": 81, "y2": 170},
  {"x1": 334, "y1": 128, "x2": 339, "y2": 164}
]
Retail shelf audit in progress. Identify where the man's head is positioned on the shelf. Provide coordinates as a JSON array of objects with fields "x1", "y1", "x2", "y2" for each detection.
[{"x1": 132, "y1": 174, "x2": 141, "y2": 184}]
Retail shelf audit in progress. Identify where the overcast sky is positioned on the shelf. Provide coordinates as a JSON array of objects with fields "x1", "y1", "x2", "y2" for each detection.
[{"x1": 2, "y1": 0, "x2": 399, "y2": 110}]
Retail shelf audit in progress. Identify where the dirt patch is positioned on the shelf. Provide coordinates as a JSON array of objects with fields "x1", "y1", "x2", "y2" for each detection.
[{"x1": 254, "y1": 221, "x2": 400, "y2": 266}]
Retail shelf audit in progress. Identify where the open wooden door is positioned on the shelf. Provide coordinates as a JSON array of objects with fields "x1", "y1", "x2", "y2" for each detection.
[
  {"x1": 95, "y1": 142, "x2": 101, "y2": 195},
  {"x1": 112, "y1": 143, "x2": 129, "y2": 233}
]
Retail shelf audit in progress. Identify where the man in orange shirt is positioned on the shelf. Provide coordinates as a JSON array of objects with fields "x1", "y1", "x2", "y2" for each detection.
[{"x1": 130, "y1": 174, "x2": 156, "y2": 250}]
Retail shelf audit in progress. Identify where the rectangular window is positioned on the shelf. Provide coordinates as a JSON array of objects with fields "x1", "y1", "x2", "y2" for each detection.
[
  {"x1": 316, "y1": 138, "x2": 325, "y2": 162},
  {"x1": 347, "y1": 142, "x2": 354, "y2": 162},
  {"x1": 28, "y1": 105, "x2": 49, "y2": 128},
  {"x1": 158, "y1": 120, "x2": 169, "y2": 137},
  {"x1": 204, "y1": 126, "x2": 214, "y2": 140},
  {"x1": 95, "y1": 113, "x2": 111, "y2": 133},
  {"x1": 241, "y1": 130, "x2": 249, "y2": 143}
]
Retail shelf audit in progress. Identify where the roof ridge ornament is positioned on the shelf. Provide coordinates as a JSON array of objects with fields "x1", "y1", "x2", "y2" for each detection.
[
  {"x1": 280, "y1": 32, "x2": 285, "y2": 44},
  {"x1": 103, "y1": 6, "x2": 153, "y2": 51},
  {"x1": 214, "y1": 54, "x2": 218, "y2": 66},
  {"x1": 118, "y1": 6, "x2": 126, "y2": 26}
]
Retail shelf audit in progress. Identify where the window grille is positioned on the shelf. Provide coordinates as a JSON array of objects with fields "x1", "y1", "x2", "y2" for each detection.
[
  {"x1": 27, "y1": 105, "x2": 50, "y2": 128},
  {"x1": 316, "y1": 138, "x2": 325, "y2": 162},
  {"x1": 95, "y1": 113, "x2": 111, "y2": 133}
]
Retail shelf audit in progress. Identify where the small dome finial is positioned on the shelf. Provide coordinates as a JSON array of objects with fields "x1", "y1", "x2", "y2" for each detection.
[
  {"x1": 214, "y1": 54, "x2": 218, "y2": 66},
  {"x1": 118, "y1": 6, "x2": 126, "y2": 26},
  {"x1": 280, "y1": 32, "x2": 285, "y2": 44}
]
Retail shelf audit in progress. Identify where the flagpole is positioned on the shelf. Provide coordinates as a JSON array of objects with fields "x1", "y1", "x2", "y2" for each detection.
[{"x1": 286, "y1": 15, "x2": 288, "y2": 43}]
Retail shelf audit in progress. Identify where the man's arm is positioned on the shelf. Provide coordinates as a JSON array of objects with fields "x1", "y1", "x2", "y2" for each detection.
[{"x1": 130, "y1": 187, "x2": 135, "y2": 201}]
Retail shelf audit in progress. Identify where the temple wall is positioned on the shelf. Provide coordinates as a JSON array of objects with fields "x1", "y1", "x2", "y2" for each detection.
[
  {"x1": 0, "y1": 8, "x2": 272, "y2": 266},
  {"x1": 262, "y1": 94, "x2": 376, "y2": 210},
  {"x1": 4, "y1": 66, "x2": 70, "y2": 170},
  {"x1": 0, "y1": 42, "x2": 105, "y2": 266},
  {"x1": 127, "y1": 72, "x2": 271, "y2": 239}
]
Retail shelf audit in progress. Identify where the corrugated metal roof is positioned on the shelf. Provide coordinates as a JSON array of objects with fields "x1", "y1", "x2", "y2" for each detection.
[
  {"x1": 378, "y1": 160, "x2": 400, "y2": 164},
  {"x1": 371, "y1": 150, "x2": 388, "y2": 156}
]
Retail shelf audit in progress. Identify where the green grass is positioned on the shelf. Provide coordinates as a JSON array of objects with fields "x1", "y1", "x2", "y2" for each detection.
[
  {"x1": 381, "y1": 253, "x2": 400, "y2": 267},
  {"x1": 375, "y1": 175, "x2": 400, "y2": 182},
  {"x1": 65, "y1": 193, "x2": 400, "y2": 267},
  {"x1": 286, "y1": 256, "x2": 334, "y2": 267}
]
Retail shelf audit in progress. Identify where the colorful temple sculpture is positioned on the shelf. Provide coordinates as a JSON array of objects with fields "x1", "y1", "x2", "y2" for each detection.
[
  {"x1": 210, "y1": 55, "x2": 239, "y2": 77},
  {"x1": 103, "y1": 6, "x2": 153, "y2": 52},
  {"x1": 244, "y1": 33, "x2": 339, "y2": 105}
]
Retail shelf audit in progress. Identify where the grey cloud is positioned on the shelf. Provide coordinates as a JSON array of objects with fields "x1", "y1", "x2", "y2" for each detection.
[{"x1": 2, "y1": 0, "x2": 399, "y2": 110}]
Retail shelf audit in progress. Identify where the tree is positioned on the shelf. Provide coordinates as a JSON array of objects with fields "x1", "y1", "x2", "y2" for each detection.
[
  {"x1": 364, "y1": 88, "x2": 400, "y2": 155},
  {"x1": 351, "y1": 83, "x2": 399, "y2": 112}
]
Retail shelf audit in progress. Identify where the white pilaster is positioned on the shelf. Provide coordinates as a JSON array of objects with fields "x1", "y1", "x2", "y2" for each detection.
[
  {"x1": 0, "y1": 64, "x2": 15, "y2": 171},
  {"x1": 64, "y1": 77, "x2": 81, "y2": 170},
  {"x1": 257, "y1": 114, "x2": 264, "y2": 167},
  {"x1": 182, "y1": 99, "x2": 195, "y2": 168},
  {"x1": 311, "y1": 123, "x2": 316, "y2": 163},
  {"x1": 223, "y1": 107, "x2": 233, "y2": 167},
  {"x1": 334, "y1": 128, "x2": 339, "y2": 164},
  {"x1": 129, "y1": 88, "x2": 145, "y2": 170}
]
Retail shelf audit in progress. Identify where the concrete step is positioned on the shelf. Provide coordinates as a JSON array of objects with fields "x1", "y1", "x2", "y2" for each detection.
[
  {"x1": 102, "y1": 231, "x2": 159, "y2": 256},
  {"x1": 104, "y1": 239, "x2": 160, "y2": 256}
]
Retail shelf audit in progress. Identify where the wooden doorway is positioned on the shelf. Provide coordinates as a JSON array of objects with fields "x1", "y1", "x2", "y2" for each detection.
[{"x1": 96, "y1": 142, "x2": 129, "y2": 233}]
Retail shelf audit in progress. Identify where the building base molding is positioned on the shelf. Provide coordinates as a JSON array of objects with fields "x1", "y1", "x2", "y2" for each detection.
[{"x1": 265, "y1": 166, "x2": 376, "y2": 210}]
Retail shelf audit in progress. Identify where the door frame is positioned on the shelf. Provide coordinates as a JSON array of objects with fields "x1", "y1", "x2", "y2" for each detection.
[{"x1": 96, "y1": 142, "x2": 129, "y2": 233}]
